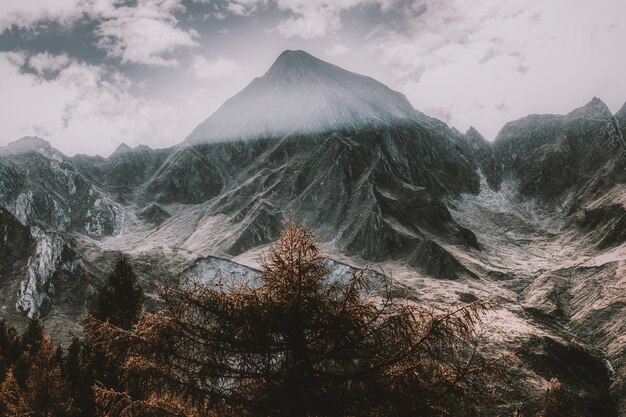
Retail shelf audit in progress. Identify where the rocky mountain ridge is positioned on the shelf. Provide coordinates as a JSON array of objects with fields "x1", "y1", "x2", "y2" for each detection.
[{"x1": 1, "y1": 50, "x2": 626, "y2": 415}]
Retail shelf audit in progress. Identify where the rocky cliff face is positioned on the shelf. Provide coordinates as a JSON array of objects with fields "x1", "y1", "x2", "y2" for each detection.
[
  {"x1": 1, "y1": 51, "x2": 625, "y2": 415},
  {"x1": 0, "y1": 137, "x2": 124, "y2": 237}
]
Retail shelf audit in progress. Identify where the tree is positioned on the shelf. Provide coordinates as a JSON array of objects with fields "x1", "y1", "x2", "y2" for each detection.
[
  {"x1": 22, "y1": 336, "x2": 74, "y2": 417},
  {"x1": 0, "y1": 321, "x2": 22, "y2": 377},
  {"x1": 83, "y1": 254, "x2": 145, "y2": 414},
  {"x1": 62, "y1": 337, "x2": 97, "y2": 417},
  {"x1": 0, "y1": 336, "x2": 74, "y2": 417},
  {"x1": 88, "y1": 221, "x2": 507, "y2": 417},
  {"x1": 20, "y1": 318, "x2": 43, "y2": 356},
  {"x1": 12, "y1": 319, "x2": 44, "y2": 387},
  {"x1": 91, "y1": 254, "x2": 144, "y2": 330},
  {"x1": 0, "y1": 369, "x2": 23, "y2": 416}
]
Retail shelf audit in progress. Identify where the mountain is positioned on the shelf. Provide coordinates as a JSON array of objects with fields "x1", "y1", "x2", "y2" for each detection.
[
  {"x1": 1, "y1": 51, "x2": 625, "y2": 414},
  {"x1": 185, "y1": 50, "x2": 420, "y2": 143}
]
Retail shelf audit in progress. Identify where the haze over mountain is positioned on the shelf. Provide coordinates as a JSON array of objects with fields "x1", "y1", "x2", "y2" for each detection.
[
  {"x1": 186, "y1": 50, "x2": 420, "y2": 143},
  {"x1": 1, "y1": 50, "x2": 626, "y2": 415}
]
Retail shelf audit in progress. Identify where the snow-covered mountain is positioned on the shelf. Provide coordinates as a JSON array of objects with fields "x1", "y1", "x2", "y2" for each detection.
[
  {"x1": 185, "y1": 50, "x2": 419, "y2": 143},
  {"x1": 1, "y1": 50, "x2": 626, "y2": 415}
]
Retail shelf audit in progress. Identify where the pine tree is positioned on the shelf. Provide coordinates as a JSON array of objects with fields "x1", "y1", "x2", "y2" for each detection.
[
  {"x1": 91, "y1": 254, "x2": 144, "y2": 330},
  {"x1": 88, "y1": 220, "x2": 507, "y2": 417}
]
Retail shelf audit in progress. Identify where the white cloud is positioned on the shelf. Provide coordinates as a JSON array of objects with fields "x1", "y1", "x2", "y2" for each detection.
[
  {"x1": 0, "y1": 0, "x2": 85, "y2": 32},
  {"x1": 196, "y1": 0, "x2": 395, "y2": 39},
  {"x1": 28, "y1": 52, "x2": 71, "y2": 74},
  {"x1": 325, "y1": 43, "x2": 351, "y2": 56},
  {"x1": 96, "y1": 0, "x2": 198, "y2": 67},
  {"x1": 273, "y1": 0, "x2": 385, "y2": 39},
  {"x1": 189, "y1": 55, "x2": 242, "y2": 80},
  {"x1": 1, "y1": 0, "x2": 198, "y2": 67},
  {"x1": 0, "y1": 52, "x2": 181, "y2": 155},
  {"x1": 366, "y1": 0, "x2": 626, "y2": 139},
  {"x1": 227, "y1": 0, "x2": 269, "y2": 16}
]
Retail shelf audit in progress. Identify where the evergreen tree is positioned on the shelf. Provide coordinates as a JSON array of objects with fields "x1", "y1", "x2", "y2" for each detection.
[
  {"x1": 88, "y1": 221, "x2": 507, "y2": 417},
  {"x1": 62, "y1": 337, "x2": 97, "y2": 417},
  {"x1": 83, "y1": 254, "x2": 145, "y2": 414},
  {"x1": 91, "y1": 254, "x2": 144, "y2": 330},
  {"x1": 20, "y1": 318, "x2": 43, "y2": 356},
  {"x1": 0, "y1": 321, "x2": 22, "y2": 378}
]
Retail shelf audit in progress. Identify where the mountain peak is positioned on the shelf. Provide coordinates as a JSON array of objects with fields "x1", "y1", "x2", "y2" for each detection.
[
  {"x1": 111, "y1": 142, "x2": 132, "y2": 157},
  {"x1": 273, "y1": 50, "x2": 318, "y2": 66},
  {"x1": 109, "y1": 142, "x2": 154, "y2": 158},
  {"x1": 567, "y1": 97, "x2": 612, "y2": 119},
  {"x1": 0, "y1": 136, "x2": 53, "y2": 156},
  {"x1": 185, "y1": 50, "x2": 417, "y2": 143},
  {"x1": 465, "y1": 126, "x2": 484, "y2": 139}
]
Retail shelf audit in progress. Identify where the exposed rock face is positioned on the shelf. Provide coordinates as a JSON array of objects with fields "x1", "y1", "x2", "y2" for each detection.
[
  {"x1": 15, "y1": 227, "x2": 66, "y2": 318},
  {"x1": 492, "y1": 98, "x2": 623, "y2": 205},
  {"x1": 0, "y1": 206, "x2": 33, "y2": 279},
  {"x1": 14, "y1": 227, "x2": 85, "y2": 319},
  {"x1": 0, "y1": 137, "x2": 123, "y2": 238},
  {"x1": 136, "y1": 203, "x2": 171, "y2": 226},
  {"x1": 407, "y1": 239, "x2": 468, "y2": 279},
  {"x1": 1, "y1": 51, "x2": 626, "y2": 414},
  {"x1": 456, "y1": 127, "x2": 501, "y2": 189},
  {"x1": 517, "y1": 335, "x2": 616, "y2": 416},
  {"x1": 522, "y1": 272, "x2": 570, "y2": 319}
]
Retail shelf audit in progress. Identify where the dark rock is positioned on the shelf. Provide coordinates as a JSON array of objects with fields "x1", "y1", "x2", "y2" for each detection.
[
  {"x1": 517, "y1": 335, "x2": 617, "y2": 417},
  {"x1": 407, "y1": 239, "x2": 466, "y2": 279},
  {"x1": 0, "y1": 206, "x2": 34, "y2": 280},
  {"x1": 137, "y1": 203, "x2": 171, "y2": 226},
  {"x1": 574, "y1": 203, "x2": 626, "y2": 249}
]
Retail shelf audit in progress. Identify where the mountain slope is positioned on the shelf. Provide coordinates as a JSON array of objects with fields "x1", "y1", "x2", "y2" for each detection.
[
  {"x1": 1, "y1": 51, "x2": 625, "y2": 414},
  {"x1": 186, "y1": 50, "x2": 419, "y2": 143}
]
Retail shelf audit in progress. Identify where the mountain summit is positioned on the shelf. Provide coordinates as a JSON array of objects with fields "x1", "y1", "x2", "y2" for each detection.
[{"x1": 185, "y1": 50, "x2": 418, "y2": 143}]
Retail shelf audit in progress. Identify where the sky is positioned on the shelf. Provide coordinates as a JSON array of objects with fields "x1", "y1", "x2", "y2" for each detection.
[{"x1": 0, "y1": 0, "x2": 625, "y2": 156}]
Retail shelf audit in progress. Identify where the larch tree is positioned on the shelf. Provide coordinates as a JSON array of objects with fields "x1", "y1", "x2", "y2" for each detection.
[{"x1": 88, "y1": 220, "x2": 508, "y2": 417}]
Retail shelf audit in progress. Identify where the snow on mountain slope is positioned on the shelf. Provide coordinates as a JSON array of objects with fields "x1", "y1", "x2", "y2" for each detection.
[{"x1": 185, "y1": 50, "x2": 418, "y2": 143}]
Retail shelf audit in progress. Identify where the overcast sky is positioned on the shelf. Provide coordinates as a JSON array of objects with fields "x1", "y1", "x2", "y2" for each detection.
[{"x1": 1, "y1": 0, "x2": 625, "y2": 156}]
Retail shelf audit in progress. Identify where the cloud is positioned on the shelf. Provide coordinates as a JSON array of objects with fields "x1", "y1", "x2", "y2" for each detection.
[
  {"x1": 272, "y1": 0, "x2": 388, "y2": 39},
  {"x1": 0, "y1": 0, "x2": 83, "y2": 32},
  {"x1": 326, "y1": 44, "x2": 351, "y2": 56},
  {"x1": 191, "y1": 0, "x2": 269, "y2": 17},
  {"x1": 194, "y1": 0, "x2": 398, "y2": 39},
  {"x1": 365, "y1": 0, "x2": 626, "y2": 139},
  {"x1": 28, "y1": 52, "x2": 71, "y2": 74},
  {"x1": 0, "y1": 52, "x2": 180, "y2": 155},
  {"x1": 96, "y1": 0, "x2": 198, "y2": 67},
  {"x1": 1, "y1": 0, "x2": 198, "y2": 67},
  {"x1": 189, "y1": 55, "x2": 242, "y2": 80}
]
